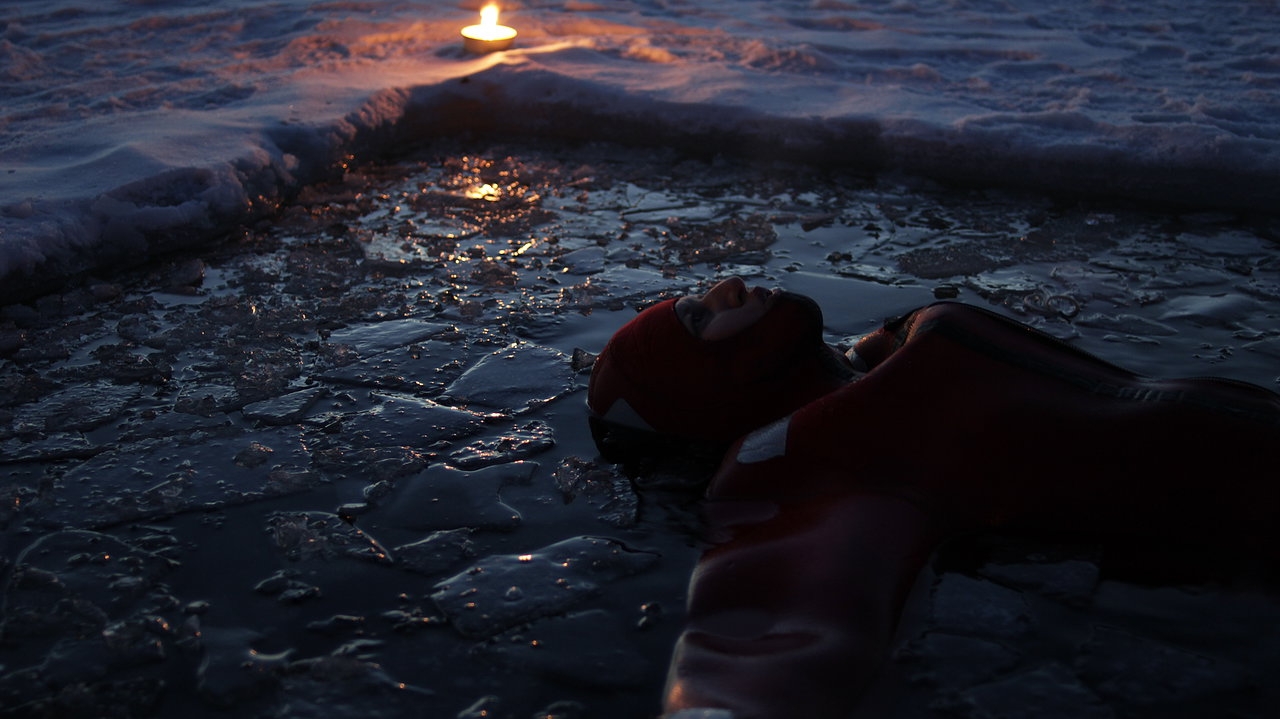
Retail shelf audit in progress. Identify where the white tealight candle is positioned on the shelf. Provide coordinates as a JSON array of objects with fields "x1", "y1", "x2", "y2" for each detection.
[{"x1": 461, "y1": 4, "x2": 517, "y2": 54}]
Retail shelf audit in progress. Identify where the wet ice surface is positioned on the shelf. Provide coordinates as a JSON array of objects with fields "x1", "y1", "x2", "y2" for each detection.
[{"x1": 2, "y1": 140, "x2": 1279, "y2": 718}]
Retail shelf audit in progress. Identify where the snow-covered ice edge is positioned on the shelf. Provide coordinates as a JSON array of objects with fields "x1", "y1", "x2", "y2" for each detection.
[{"x1": 3, "y1": 56, "x2": 1276, "y2": 304}]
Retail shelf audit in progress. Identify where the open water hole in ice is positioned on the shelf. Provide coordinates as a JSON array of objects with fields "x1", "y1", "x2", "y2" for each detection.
[{"x1": 2, "y1": 139, "x2": 1279, "y2": 718}]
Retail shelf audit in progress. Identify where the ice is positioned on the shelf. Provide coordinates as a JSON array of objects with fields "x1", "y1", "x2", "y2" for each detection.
[
  {"x1": 1075, "y1": 313, "x2": 1180, "y2": 338},
  {"x1": 1, "y1": 531, "x2": 174, "y2": 636},
  {"x1": 552, "y1": 457, "x2": 640, "y2": 528},
  {"x1": 0, "y1": 529, "x2": 178, "y2": 711},
  {"x1": 4, "y1": 1, "x2": 1278, "y2": 298},
  {"x1": 242, "y1": 386, "x2": 328, "y2": 426},
  {"x1": 0, "y1": 431, "x2": 96, "y2": 464},
  {"x1": 195, "y1": 626, "x2": 286, "y2": 708},
  {"x1": 337, "y1": 392, "x2": 487, "y2": 447},
  {"x1": 978, "y1": 559, "x2": 1101, "y2": 606},
  {"x1": 440, "y1": 342, "x2": 575, "y2": 412},
  {"x1": 448, "y1": 420, "x2": 557, "y2": 470},
  {"x1": 431, "y1": 536, "x2": 659, "y2": 639},
  {"x1": 33, "y1": 426, "x2": 316, "y2": 529},
  {"x1": 480, "y1": 609, "x2": 649, "y2": 689},
  {"x1": 11, "y1": 380, "x2": 141, "y2": 432},
  {"x1": 271, "y1": 655, "x2": 434, "y2": 719},
  {"x1": 1076, "y1": 625, "x2": 1251, "y2": 707},
  {"x1": 266, "y1": 511, "x2": 393, "y2": 565},
  {"x1": 391, "y1": 529, "x2": 476, "y2": 577},
  {"x1": 556, "y1": 266, "x2": 688, "y2": 313},
  {"x1": 556, "y1": 246, "x2": 607, "y2": 275},
  {"x1": 929, "y1": 574, "x2": 1033, "y2": 639},
  {"x1": 374, "y1": 462, "x2": 533, "y2": 533},
  {"x1": 317, "y1": 338, "x2": 475, "y2": 394},
  {"x1": 3, "y1": 120, "x2": 1280, "y2": 717},
  {"x1": 955, "y1": 664, "x2": 1116, "y2": 719},
  {"x1": 896, "y1": 632, "x2": 1022, "y2": 692},
  {"x1": 325, "y1": 319, "x2": 457, "y2": 356}
]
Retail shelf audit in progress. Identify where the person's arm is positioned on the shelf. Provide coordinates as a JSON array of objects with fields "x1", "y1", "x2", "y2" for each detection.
[{"x1": 664, "y1": 491, "x2": 942, "y2": 719}]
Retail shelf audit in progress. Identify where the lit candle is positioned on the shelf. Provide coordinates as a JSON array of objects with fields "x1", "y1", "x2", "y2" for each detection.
[{"x1": 461, "y1": 4, "x2": 517, "y2": 54}]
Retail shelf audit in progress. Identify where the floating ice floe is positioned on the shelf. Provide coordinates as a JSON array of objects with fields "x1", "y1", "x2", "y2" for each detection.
[
  {"x1": 448, "y1": 420, "x2": 557, "y2": 470},
  {"x1": 552, "y1": 457, "x2": 640, "y2": 529},
  {"x1": 431, "y1": 536, "x2": 659, "y2": 639},
  {"x1": 0, "y1": 529, "x2": 177, "y2": 708},
  {"x1": 978, "y1": 558, "x2": 1100, "y2": 606},
  {"x1": 12, "y1": 380, "x2": 142, "y2": 433},
  {"x1": 242, "y1": 386, "x2": 329, "y2": 426},
  {"x1": 929, "y1": 574, "x2": 1033, "y2": 640},
  {"x1": 34, "y1": 426, "x2": 315, "y2": 529},
  {"x1": 955, "y1": 663, "x2": 1114, "y2": 719},
  {"x1": 375, "y1": 461, "x2": 535, "y2": 533},
  {"x1": 266, "y1": 511, "x2": 394, "y2": 565},
  {"x1": 391, "y1": 528, "x2": 476, "y2": 577},
  {"x1": 325, "y1": 319, "x2": 457, "y2": 356},
  {"x1": 440, "y1": 342, "x2": 575, "y2": 412},
  {"x1": 479, "y1": 609, "x2": 649, "y2": 689},
  {"x1": 1077, "y1": 625, "x2": 1251, "y2": 708},
  {"x1": 895, "y1": 631, "x2": 1022, "y2": 692},
  {"x1": 338, "y1": 392, "x2": 487, "y2": 447},
  {"x1": 317, "y1": 338, "x2": 474, "y2": 394}
]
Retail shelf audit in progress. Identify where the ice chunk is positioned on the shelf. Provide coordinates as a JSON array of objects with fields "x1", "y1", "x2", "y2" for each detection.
[
  {"x1": 0, "y1": 529, "x2": 177, "y2": 699},
  {"x1": 552, "y1": 457, "x2": 639, "y2": 528},
  {"x1": 480, "y1": 609, "x2": 648, "y2": 688},
  {"x1": 448, "y1": 420, "x2": 556, "y2": 470},
  {"x1": 556, "y1": 246, "x2": 607, "y2": 275},
  {"x1": 392, "y1": 529, "x2": 476, "y2": 576},
  {"x1": 317, "y1": 339, "x2": 473, "y2": 394},
  {"x1": 978, "y1": 559, "x2": 1099, "y2": 606},
  {"x1": 340, "y1": 392, "x2": 486, "y2": 447},
  {"x1": 375, "y1": 462, "x2": 532, "y2": 533},
  {"x1": 956, "y1": 663, "x2": 1115, "y2": 719},
  {"x1": 930, "y1": 574, "x2": 1032, "y2": 639},
  {"x1": 1077, "y1": 625, "x2": 1250, "y2": 707},
  {"x1": 242, "y1": 387, "x2": 328, "y2": 425},
  {"x1": 894, "y1": 631, "x2": 1021, "y2": 691},
  {"x1": 266, "y1": 512, "x2": 393, "y2": 565},
  {"x1": 36, "y1": 426, "x2": 314, "y2": 528},
  {"x1": 272, "y1": 654, "x2": 433, "y2": 718},
  {"x1": 326, "y1": 319, "x2": 456, "y2": 356},
  {"x1": 12, "y1": 380, "x2": 141, "y2": 433},
  {"x1": 441, "y1": 342, "x2": 575, "y2": 412},
  {"x1": 196, "y1": 626, "x2": 285, "y2": 707},
  {"x1": 431, "y1": 536, "x2": 659, "y2": 639}
]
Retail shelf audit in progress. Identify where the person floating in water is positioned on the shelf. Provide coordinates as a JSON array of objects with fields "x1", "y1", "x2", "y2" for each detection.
[{"x1": 587, "y1": 276, "x2": 1280, "y2": 719}]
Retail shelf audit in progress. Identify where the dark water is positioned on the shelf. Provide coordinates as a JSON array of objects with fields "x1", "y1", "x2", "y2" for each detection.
[{"x1": 2, "y1": 140, "x2": 1278, "y2": 718}]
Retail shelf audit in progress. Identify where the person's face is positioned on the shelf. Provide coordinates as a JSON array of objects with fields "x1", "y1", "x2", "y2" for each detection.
[{"x1": 675, "y1": 276, "x2": 780, "y2": 341}]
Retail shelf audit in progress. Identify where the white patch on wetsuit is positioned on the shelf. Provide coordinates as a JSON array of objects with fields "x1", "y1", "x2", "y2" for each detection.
[
  {"x1": 601, "y1": 397, "x2": 655, "y2": 431},
  {"x1": 735, "y1": 416, "x2": 790, "y2": 464}
]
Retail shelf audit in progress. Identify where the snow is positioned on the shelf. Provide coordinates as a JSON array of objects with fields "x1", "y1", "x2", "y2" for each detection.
[{"x1": 2, "y1": 0, "x2": 1278, "y2": 300}]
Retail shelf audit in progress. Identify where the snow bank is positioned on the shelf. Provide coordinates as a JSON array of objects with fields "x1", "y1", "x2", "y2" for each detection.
[{"x1": 2, "y1": 0, "x2": 1277, "y2": 302}]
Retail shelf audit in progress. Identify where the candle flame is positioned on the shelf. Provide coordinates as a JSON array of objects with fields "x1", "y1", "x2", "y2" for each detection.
[{"x1": 461, "y1": 3, "x2": 516, "y2": 49}]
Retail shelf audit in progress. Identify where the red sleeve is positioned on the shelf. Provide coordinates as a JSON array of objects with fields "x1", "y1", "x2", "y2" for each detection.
[{"x1": 664, "y1": 491, "x2": 942, "y2": 718}]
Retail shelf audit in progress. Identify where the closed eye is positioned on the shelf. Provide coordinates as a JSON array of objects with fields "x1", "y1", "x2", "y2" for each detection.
[{"x1": 674, "y1": 298, "x2": 710, "y2": 337}]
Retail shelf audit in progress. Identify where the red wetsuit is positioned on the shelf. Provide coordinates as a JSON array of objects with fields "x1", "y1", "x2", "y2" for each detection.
[{"x1": 665, "y1": 302, "x2": 1280, "y2": 719}]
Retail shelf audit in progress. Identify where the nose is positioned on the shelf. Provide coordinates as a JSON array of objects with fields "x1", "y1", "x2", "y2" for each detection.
[{"x1": 702, "y1": 276, "x2": 747, "y2": 310}]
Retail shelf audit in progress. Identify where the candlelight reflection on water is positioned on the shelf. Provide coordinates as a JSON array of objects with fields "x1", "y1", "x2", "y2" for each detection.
[{"x1": 465, "y1": 183, "x2": 503, "y2": 201}]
